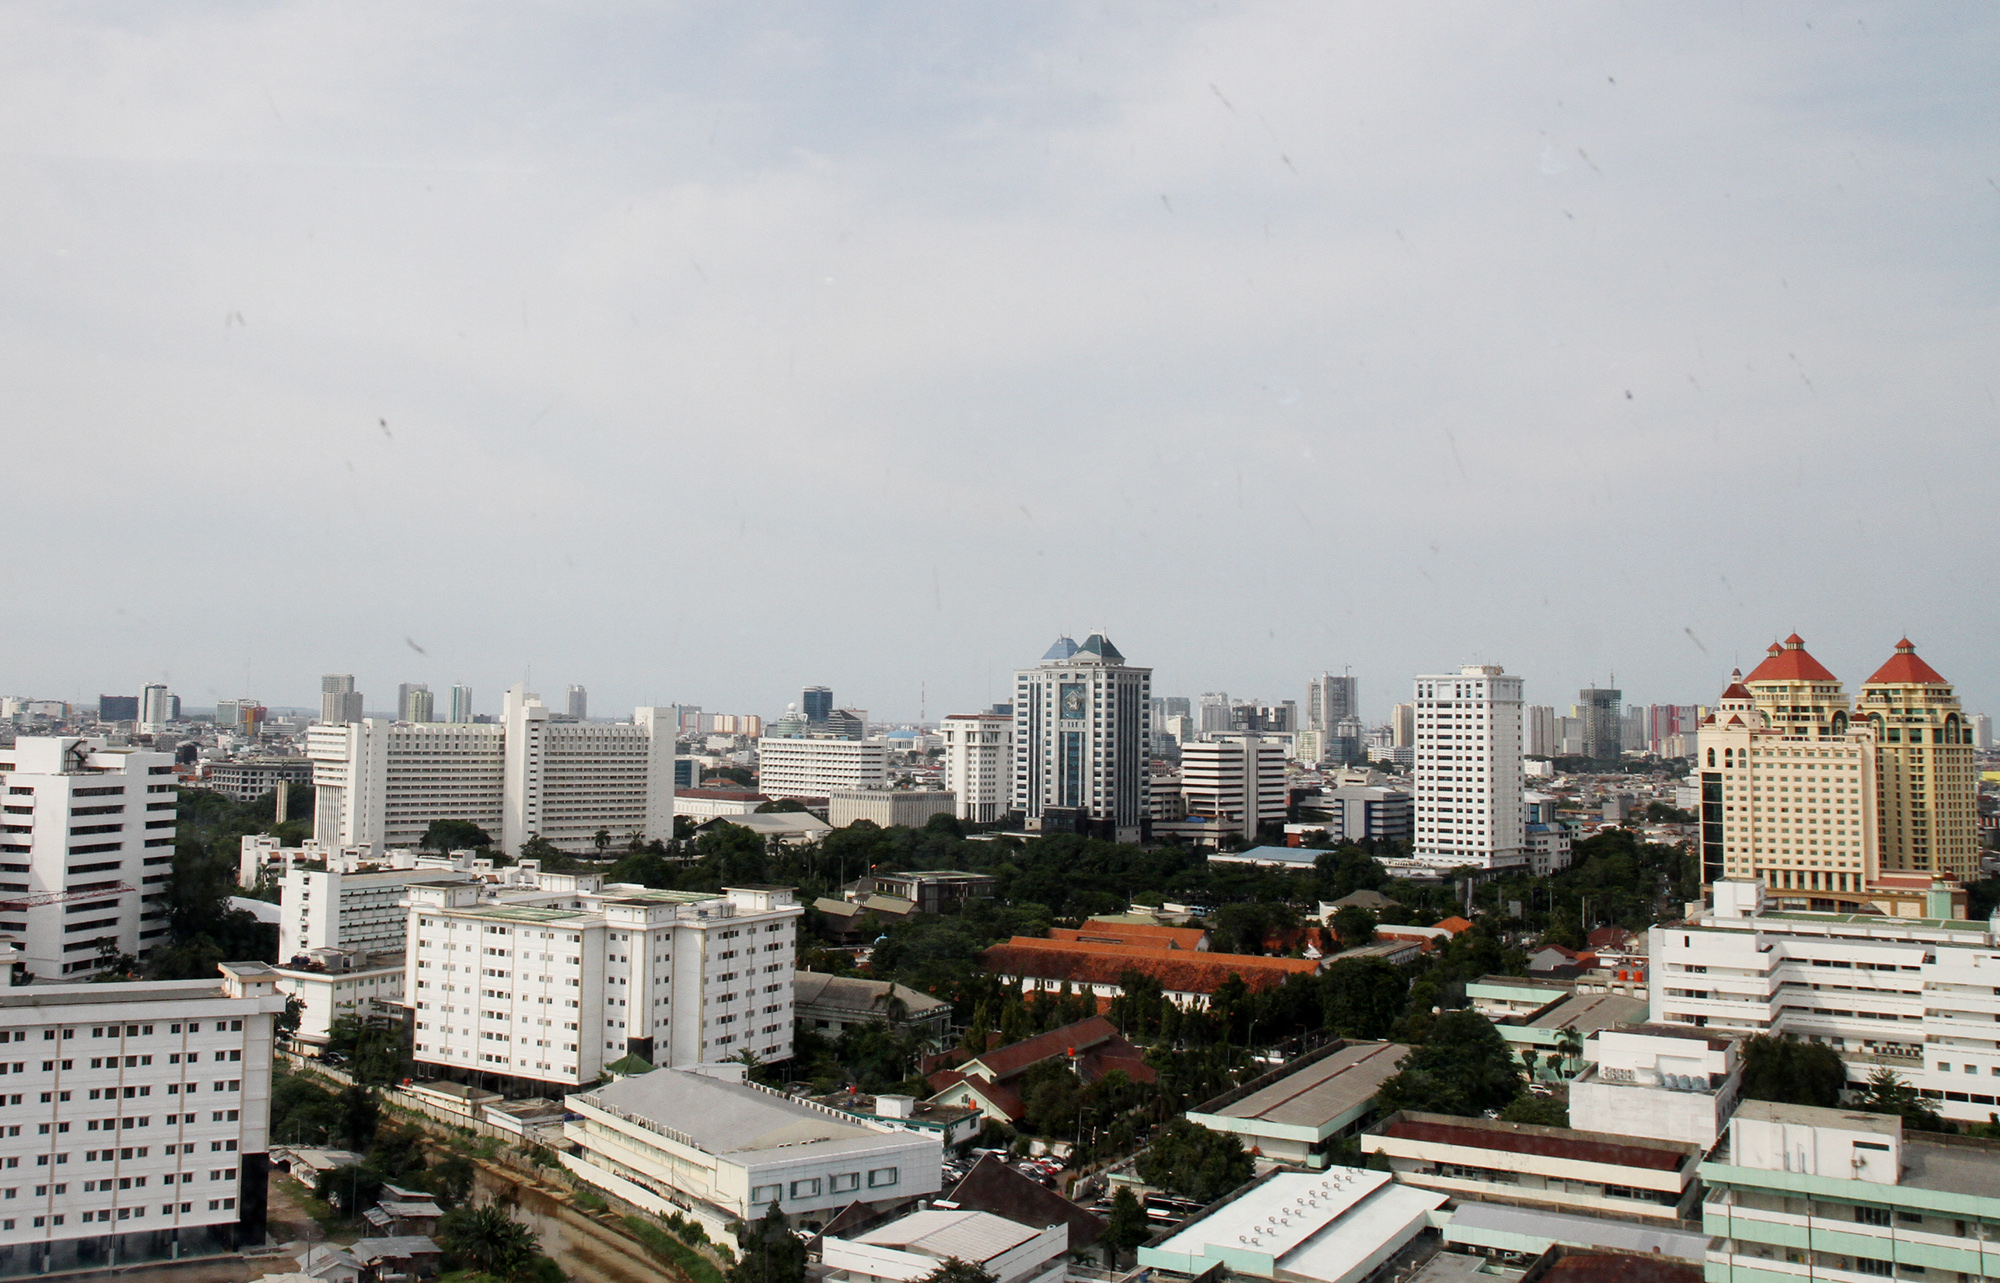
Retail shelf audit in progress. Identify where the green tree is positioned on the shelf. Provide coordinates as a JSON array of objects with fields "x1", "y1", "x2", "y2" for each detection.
[
  {"x1": 332, "y1": 1083, "x2": 381, "y2": 1150},
  {"x1": 1498, "y1": 1094, "x2": 1569, "y2": 1127},
  {"x1": 1134, "y1": 1119, "x2": 1254, "y2": 1203},
  {"x1": 1852, "y1": 1067, "x2": 1948, "y2": 1131},
  {"x1": 729, "y1": 1201, "x2": 807, "y2": 1283},
  {"x1": 440, "y1": 1201, "x2": 542, "y2": 1279},
  {"x1": 919, "y1": 1261, "x2": 997, "y2": 1283},
  {"x1": 755, "y1": 799, "x2": 810, "y2": 813},
  {"x1": 420, "y1": 819, "x2": 492, "y2": 851},
  {"x1": 317, "y1": 1163, "x2": 384, "y2": 1216},
  {"x1": 1102, "y1": 1186, "x2": 1149, "y2": 1258},
  {"x1": 1374, "y1": 1009, "x2": 1522, "y2": 1118},
  {"x1": 1319, "y1": 957, "x2": 1406, "y2": 1040},
  {"x1": 1739, "y1": 1035, "x2": 1846, "y2": 1108},
  {"x1": 593, "y1": 827, "x2": 613, "y2": 853},
  {"x1": 1330, "y1": 906, "x2": 1376, "y2": 949}
]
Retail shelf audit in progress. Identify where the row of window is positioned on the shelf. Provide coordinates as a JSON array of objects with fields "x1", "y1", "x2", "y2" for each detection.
[{"x1": 747, "y1": 1168, "x2": 897, "y2": 1204}]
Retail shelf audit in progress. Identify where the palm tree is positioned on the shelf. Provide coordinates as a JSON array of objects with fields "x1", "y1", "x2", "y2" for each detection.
[
  {"x1": 1520, "y1": 1047, "x2": 1539, "y2": 1082},
  {"x1": 1556, "y1": 1026, "x2": 1584, "y2": 1078},
  {"x1": 593, "y1": 827, "x2": 612, "y2": 854},
  {"x1": 441, "y1": 1202, "x2": 539, "y2": 1278}
]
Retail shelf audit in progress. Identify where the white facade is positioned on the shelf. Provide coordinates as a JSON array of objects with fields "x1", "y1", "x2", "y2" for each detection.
[
  {"x1": 1568, "y1": 1027, "x2": 1739, "y2": 1148},
  {"x1": 500, "y1": 686, "x2": 673, "y2": 853},
  {"x1": 271, "y1": 953, "x2": 405, "y2": 1049},
  {"x1": 0, "y1": 963, "x2": 287, "y2": 1272},
  {"x1": 0, "y1": 739, "x2": 179, "y2": 979},
  {"x1": 1410, "y1": 665, "x2": 1526, "y2": 869},
  {"x1": 756, "y1": 739, "x2": 889, "y2": 800},
  {"x1": 564, "y1": 1064, "x2": 940, "y2": 1239},
  {"x1": 278, "y1": 867, "x2": 469, "y2": 959},
  {"x1": 827, "y1": 793, "x2": 955, "y2": 830},
  {"x1": 1650, "y1": 881, "x2": 2000, "y2": 1123},
  {"x1": 138, "y1": 686, "x2": 173, "y2": 735},
  {"x1": 1179, "y1": 736, "x2": 1287, "y2": 842},
  {"x1": 1013, "y1": 634, "x2": 1152, "y2": 843},
  {"x1": 308, "y1": 689, "x2": 674, "y2": 856},
  {"x1": 940, "y1": 715, "x2": 1013, "y2": 823},
  {"x1": 406, "y1": 880, "x2": 800, "y2": 1091}
]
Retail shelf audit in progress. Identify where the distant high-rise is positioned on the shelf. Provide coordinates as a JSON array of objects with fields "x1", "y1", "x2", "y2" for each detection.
[
  {"x1": 1306, "y1": 673, "x2": 1358, "y2": 732},
  {"x1": 1014, "y1": 634, "x2": 1151, "y2": 842},
  {"x1": 1976, "y1": 713, "x2": 1994, "y2": 751},
  {"x1": 449, "y1": 684, "x2": 474, "y2": 723},
  {"x1": 802, "y1": 686, "x2": 833, "y2": 725},
  {"x1": 98, "y1": 694, "x2": 139, "y2": 722},
  {"x1": 397, "y1": 683, "x2": 432, "y2": 723},
  {"x1": 1411, "y1": 665, "x2": 1526, "y2": 870},
  {"x1": 1197, "y1": 692, "x2": 1231, "y2": 736},
  {"x1": 139, "y1": 683, "x2": 173, "y2": 733},
  {"x1": 942, "y1": 712, "x2": 1015, "y2": 823},
  {"x1": 567, "y1": 684, "x2": 588, "y2": 720},
  {"x1": 1392, "y1": 703, "x2": 1416, "y2": 749},
  {"x1": 1577, "y1": 686, "x2": 1623, "y2": 761},
  {"x1": 407, "y1": 687, "x2": 435, "y2": 722},
  {"x1": 321, "y1": 674, "x2": 364, "y2": 725},
  {"x1": 1523, "y1": 705, "x2": 1558, "y2": 757}
]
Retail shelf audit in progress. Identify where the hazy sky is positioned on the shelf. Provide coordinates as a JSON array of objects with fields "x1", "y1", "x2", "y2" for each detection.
[{"x1": 3, "y1": 4, "x2": 1994, "y2": 724}]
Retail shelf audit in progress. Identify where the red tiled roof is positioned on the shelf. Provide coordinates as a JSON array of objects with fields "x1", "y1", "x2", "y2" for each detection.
[
  {"x1": 1865, "y1": 640, "x2": 1948, "y2": 687},
  {"x1": 1719, "y1": 682, "x2": 1752, "y2": 700},
  {"x1": 1049, "y1": 921, "x2": 1208, "y2": 951},
  {"x1": 1384, "y1": 1118, "x2": 1687, "y2": 1171},
  {"x1": 1744, "y1": 636, "x2": 1839, "y2": 684},
  {"x1": 1432, "y1": 916, "x2": 1473, "y2": 935},
  {"x1": 1544, "y1": 1256, "x2": 1702, "y2": 1283},
  {"x1": 962, "y1": 1015, "x2": 1124, "y2": 1081},
  {"x1": 982, "y1": 939, "x2": 1316, "y2": 996}
]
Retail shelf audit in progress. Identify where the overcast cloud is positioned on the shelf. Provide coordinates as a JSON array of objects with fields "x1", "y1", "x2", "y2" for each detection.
[{"x1": 2, "y1": 3, "x2": 1993, "y2": 722}]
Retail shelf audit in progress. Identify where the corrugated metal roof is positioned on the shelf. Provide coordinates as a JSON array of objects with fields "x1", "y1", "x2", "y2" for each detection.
[{"x1": 854, "y1": 1209, "x2": 1039, "y2": 1262}]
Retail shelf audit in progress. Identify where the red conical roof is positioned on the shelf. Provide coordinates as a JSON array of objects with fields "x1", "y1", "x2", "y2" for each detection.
[
  {"x1": 1864, "y1": 639, "x2": 1947, "y2": 686},
  {"x1": 1744, "y1": 635, "x2": 1839, "y2": 684}
]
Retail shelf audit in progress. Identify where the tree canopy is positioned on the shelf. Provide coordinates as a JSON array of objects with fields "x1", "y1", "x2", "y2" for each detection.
[
  {"x1": 1135, "y1": 1119, "x2": 1254, "y2": 1203},
  {"x1": 1373, "y1": 1009, "x2": 1522, "y2": 1118},
  {"x1": 1739, "y1": 1035, "x2": 1847, "y2": 1108}
]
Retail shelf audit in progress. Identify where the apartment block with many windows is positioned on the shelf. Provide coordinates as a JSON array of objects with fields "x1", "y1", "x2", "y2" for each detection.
[
  {"x1": 1410, "y1": 666, "x2": 1526, "y2": 870},
  {"x1": 0, "y1": 739, "x2": 179, "y2": 979},
  {"x1": 406, "y1": 879, "x2": 800, "y2": 1094},
  {"x1": 0, "y1": 963, "x2": 286, "y2": 1277}
]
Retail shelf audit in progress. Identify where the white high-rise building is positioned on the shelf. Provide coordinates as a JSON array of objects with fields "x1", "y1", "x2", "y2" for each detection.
[
  {"x1": 1523, "y1": 705, "x2": 1558, "y2": 757},
  {"x1": 0, "y1": 739, "x2": 179, "y2": 978},
  {"x1": 0, "y1": 962, "x2": 287, "y2": 1271},
  {"x1": 1972, "y1": 713, "x2": 1992, "y2": 751},
  {"x1": 306, "y1": 687, "x2": 675, "y2": 855},
  {"x1": 395, "y1": 683, "x2": 431, "y2": 723},
  {"x1": 1410, "y1": 665, "x2": 1525, "y2": 869},
  {"x1": 1196, "y1": 692, "x2": 1231, "y2": 736},
  {"x1": 755, "y1": 739, "x2": 888, "y2": 800},
  {"x1": 407, "y1": 879, "x2": 799, "y2": 1091},
  {"x1": 1305, "y1": 673, "x2": 1357, "y2": 732},
  {"x1": 138, "y1": 686, "x2": 173, "y2": 735},
  {"x1": 500, "y1": 685, "x2": 672, "y2": 853},
  {"x1": 1179, "y1": 736, "x2": 1286, "y2": 843},
  {"x1": 448, "y1": 685, "x2": 473, "y2": 724},
  {"x1": 319, "y1": 675, "x2": 363, "y2": 726},
  {"x1": 307, "y1": 721, "x2": 506, "y2": 853},
  {"x1": 940, "y1": 714, "x2": 1013, "y2": 824},
  {"x1": 1013, "y1": 634, "x2": 1151, "y2": 843}
]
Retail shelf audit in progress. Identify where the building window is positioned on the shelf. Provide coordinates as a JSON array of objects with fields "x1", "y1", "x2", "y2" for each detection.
[
  {"x1": 789, "y1": 1178, "x2": 821, "y2": 1198},
  {"x1": 867, "y1": 1168, "x2": 897, "y2": 1188},
  {"x1": 749, "y1": 1184, "x2": 782, "y2": 1205}
]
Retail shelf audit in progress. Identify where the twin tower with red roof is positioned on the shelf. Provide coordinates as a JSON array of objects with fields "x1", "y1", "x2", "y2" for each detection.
[{"x1": 1695, "y1": 635, "x2": 1977, "y2": 916}]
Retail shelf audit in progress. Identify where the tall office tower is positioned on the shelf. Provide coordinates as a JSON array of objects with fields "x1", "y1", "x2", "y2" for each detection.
[
  {"x1": 1155, "y1": 696, "x2": 1192, "y2": 724},
  {"x1": 1622, "y1": 705, "x2": 1647, "y2": 755},
  {"x1": 448, "y1": 684, "x2": 473, "y2": 723},
  {"x1": 1013, "y1": 634, "x2": 1152, "y2": 843},
  {"x1": 941, "y1": 712, "x2": 1014, "y2": 823},
  {"x1": 1976, "y1": 714, "x2": 1994, "y2": 751},
  {"x1": 1179, "y1": 736, "x2": 1287, "y2": 842},
  {"x1": 98, "y1": 695, "x2": 139, "y2": 723},
  {"x1": 567, "y1": 685, "x2": 588, "y2": 720},
  {"x1": 1392, "y1": 703, "x2": 1416, "y2": 749},
  {"x1": 1859, "y1": 640, "x2": 1977, "y2": 879},
  {"x1": 1577, "y1": 687, "x2": 1622, "y2": 761},
  {"x1": 395, "y1": 683, "x2": 432, "y2": 723},
  {"x1": 215, "y1": 700, "x2": 246, "y2": 733},
  {"x1": 1197, "y1": 693, "x2": 1231, "y2": 736},
  {"x1": 1522, "y1": 705, "x2": 1557, "y2": 757},
  {"x1": 801, "y1": 686, "x2": 833, "y2": 725},
  {"x1": 0, "y1": 963, "x2": 285, "y2": 1267},
  {"x1": 0, "y1": 738, "x2": 178, "y2": 977},
  {"x1": 1332, "y1": 714, "x2": 1366, "y2": 763},
  {"x1": 320, "y1": 674, "x2": 364, "y2": 725},
  {"x1": 1410, "y1": 665, "x2": 1526, "y2": 869},
  {"x1": 139, "y1": 684, "x2": 173, "y2": 734},
  {"x1": 819, "y1": 708, "x2": 866, "y2": 741},
  {"x1": 1306, "y1": 673, "x2": 1358, "y2": 732}
]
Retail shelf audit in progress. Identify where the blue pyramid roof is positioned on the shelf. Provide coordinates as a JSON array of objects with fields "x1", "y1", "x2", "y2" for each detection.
[{"x1": 1041, "y1": 636, "x2": 1079, "y2": 661}]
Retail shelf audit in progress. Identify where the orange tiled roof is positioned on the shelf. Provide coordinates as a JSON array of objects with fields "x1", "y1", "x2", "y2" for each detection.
[
  {"x1": 1864, "y1": 639, "x2": 1948, "y2": 686},
  {"x1": 1049, "y1": 920, "x2": 1208, "y2": 951},
  {"x1": 1432, "y1": 916, "x2": 1473, "y2": 935},
  {"x1": 982, "y1": 938, "x2": 1316, "y2": 996},
  {"x1": 1744, "y1": 636, "x2": 1838, "y2": 683}
]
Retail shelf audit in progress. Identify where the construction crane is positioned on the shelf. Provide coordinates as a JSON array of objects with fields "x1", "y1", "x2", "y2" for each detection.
[{"x1": 0, "y1": 884, "x2": 134, "y2": 912}]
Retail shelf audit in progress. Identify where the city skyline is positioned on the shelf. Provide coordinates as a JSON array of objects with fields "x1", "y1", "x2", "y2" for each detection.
[{"x1": 2, "y1": 8, "x2": 1993, "y2": 722}]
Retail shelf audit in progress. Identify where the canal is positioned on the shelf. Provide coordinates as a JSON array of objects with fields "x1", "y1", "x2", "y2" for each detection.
[{"x1": 473, "y1": 1165, "x2": 681, "y2": 1283}]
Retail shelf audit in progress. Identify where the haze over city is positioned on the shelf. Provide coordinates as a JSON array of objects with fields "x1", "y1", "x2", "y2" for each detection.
[{"x1": 3, "y1": 4, "x2": 1994, "y2": 720}]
